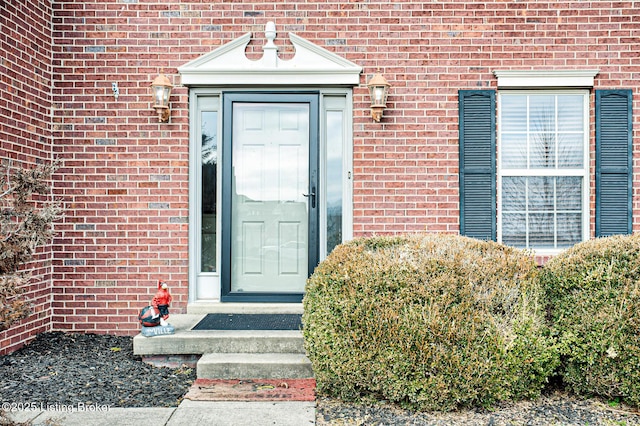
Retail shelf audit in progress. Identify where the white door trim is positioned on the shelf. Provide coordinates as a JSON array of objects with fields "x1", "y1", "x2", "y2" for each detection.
[
  {"x1": 182, "y1": 22, "x2": 360, "y2": 305},
  {"x1": 178, "y1": 22, "x2": 362, "y2": 86}
]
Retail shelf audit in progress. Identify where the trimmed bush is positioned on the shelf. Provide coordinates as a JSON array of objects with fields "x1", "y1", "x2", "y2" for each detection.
[
  {"x1": 303, "y1": 234, "x2": 558, "y2": 412},
  {"x1": 540, "y1": 235, "x2": 640, "y2": 407}
]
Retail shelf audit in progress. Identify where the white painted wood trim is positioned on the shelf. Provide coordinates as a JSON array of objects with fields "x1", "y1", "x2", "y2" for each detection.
[
  {"x1": 493, "y1": 70, "x2": 599, "y2": 88},
  {"x1": 179, "y1": 22, "x2": 362, "y2": 86}
]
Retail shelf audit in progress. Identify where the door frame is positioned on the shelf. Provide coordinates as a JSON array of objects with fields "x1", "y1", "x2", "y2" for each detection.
[
  {"x1": 220, "y1": 92, "x2": 319, "y2": 302},
  {"x1": 187, "y1": 87, "x2": 354, "y2": 305}
]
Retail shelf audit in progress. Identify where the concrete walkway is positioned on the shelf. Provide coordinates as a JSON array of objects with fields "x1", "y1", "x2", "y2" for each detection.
[{"x1": 6, "y1": 400, "x2": 316, "y2": 425}]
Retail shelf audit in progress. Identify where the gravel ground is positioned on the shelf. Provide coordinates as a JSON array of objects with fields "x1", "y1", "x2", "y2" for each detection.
[{"x1": 1, "y1": 332, "x2": 640, "y2": 425}]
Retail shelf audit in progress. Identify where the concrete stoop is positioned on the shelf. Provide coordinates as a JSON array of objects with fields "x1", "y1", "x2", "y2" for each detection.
[{"x1": 133, "y1": 305, "x2": 314, "y2": 381}]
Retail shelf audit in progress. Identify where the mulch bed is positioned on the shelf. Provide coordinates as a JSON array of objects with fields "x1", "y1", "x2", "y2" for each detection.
[
  {"x1": 0, "y1": 332, "x2": 196, "y2": 408},
  {"x1": 315, "y1": 394, "x2": 640, "y2": 426}
]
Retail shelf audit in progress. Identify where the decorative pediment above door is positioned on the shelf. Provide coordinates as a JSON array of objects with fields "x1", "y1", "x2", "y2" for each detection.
[{"x1": 178, "y1": 22, "x2": 362, "y2": 86}]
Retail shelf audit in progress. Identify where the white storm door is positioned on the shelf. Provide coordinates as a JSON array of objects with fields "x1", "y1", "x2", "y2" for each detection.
[{"x1": 222, "y1": 93, "x2": 319, "y2": 302}]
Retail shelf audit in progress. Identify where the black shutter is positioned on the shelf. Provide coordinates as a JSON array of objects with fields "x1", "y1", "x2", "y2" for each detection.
[
  {"x1": 595, "y1": 90, "x2": 633, "y2": 237},
  {"x1": 459, "y1": 90, "x2": 496, "y2": 241}
]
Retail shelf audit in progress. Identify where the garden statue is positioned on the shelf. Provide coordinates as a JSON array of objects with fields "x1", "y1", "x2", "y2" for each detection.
[
  {"x1": 138, "y1": 280, "x2": 175, "y2": 337},
  {"x1": 152, "y1": 280, "x2": 172, "y2": 326}
]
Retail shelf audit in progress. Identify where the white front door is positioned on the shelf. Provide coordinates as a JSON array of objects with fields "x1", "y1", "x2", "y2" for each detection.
[{"x1": 222, "y1": 93, "x2": 319, "y2": 302}]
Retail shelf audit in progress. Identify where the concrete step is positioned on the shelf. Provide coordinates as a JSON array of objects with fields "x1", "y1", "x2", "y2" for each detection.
[
  {"x1": 197, "y1": 353, "x2": 314, "y2": 379},
  {"x1": 133, "y1": 314, "x2": 306, "y2": 356},
  {"x1": 133, "y1": 312, "x2": 315, "y2": 380},
  {"x1": 134, "y1": 329, "x2": 305, "y2": 355}
]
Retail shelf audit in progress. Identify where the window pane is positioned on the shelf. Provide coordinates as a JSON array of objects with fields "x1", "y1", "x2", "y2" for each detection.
[
  {"x1": 501, "y1": 133, "x2": 527, "y2": 168},
  {"x1": 529, "y1": 213, "x2": 555, "y2": 248},
  {"x1": 558, "y1": 133, "x2": 583, "y2": 168},
  {"x1": 556, "y1": 177, "x2": 582, "y2": 210},
  {"x1": 326, "y1": 111, "x2": 343, "y2": 254},
  {"x1": 501, "y1": 95, "x2": 527, "y2": 132},
  {"x1": 558, "y1": 95, "x2": 584, "y2": 131},
  {"x1": 530, "y1": 95, "x2": 556, "y2": 132},
  {"x1": 557, "y1": 213, "x2": 582, "y2": 247},
  {"x1": 529, "y1": 133, "x2": 556, "y2": 168},
  {"x1": 528, "y1": 177, "x2": 554, "y2": 211},
  {"x1": 502, "y1": 213, "x2": 526, "y2": 247},
  {"x1": 201, "y1": 111, "x2": 217, "y2": 272},
  {"x1": 502, "y1": 177, "x2": 525, "y2": 211}
]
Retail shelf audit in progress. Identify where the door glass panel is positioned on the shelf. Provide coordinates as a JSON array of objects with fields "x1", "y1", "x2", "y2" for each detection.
[
  {"x1": 326, "y1": 110, "x2": 343, "y2": 254},
  {"x1": 231, "y1": 103, "x2": 309, "y2": 293},
  {"x1": 201, "y1": 111, "x2": 217, "y2": 272}
]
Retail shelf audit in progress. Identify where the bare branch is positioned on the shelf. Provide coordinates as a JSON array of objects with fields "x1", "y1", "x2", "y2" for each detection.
[{"x1": 0, "y1": 160, "x2": 63, "y2": 331}]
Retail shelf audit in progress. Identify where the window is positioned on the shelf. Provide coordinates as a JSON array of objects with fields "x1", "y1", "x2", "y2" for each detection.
[
  {"x1": 498, "y1": 92, "x2": 589, "y2": 251},
  {"x1": 323, "y1": 95, "x2": 350, "y2": 257},
  {"x1": 459, "y1": 88, "x2": 632, "y2": 251},
  {"x1": 201, "y1": 109, "x2": 218, "y2": 272}
]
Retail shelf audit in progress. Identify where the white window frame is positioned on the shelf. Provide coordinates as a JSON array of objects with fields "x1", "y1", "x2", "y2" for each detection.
[
  {"x1": 496, "y1": 90, "x2": 590, "y2": 255},
  {"x1": 320, "y1": 91, "x2": 354, "y2": 259},
  {"x1": 189, "y1": 89, "x2": 222, "y2": 301}
]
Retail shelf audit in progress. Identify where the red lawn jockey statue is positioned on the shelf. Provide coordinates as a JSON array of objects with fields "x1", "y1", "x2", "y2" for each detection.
[{"x1": 152, "y1": 280, "x2": 172, "y2": 326}]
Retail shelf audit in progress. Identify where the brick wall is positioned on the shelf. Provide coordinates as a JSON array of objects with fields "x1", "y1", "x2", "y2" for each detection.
[
  {"x1": 0, "y1": 0, "x2": 54, "y2": 355},
  {"x1": 42, "y1": 1, "x2": 640, "y2": 335}
]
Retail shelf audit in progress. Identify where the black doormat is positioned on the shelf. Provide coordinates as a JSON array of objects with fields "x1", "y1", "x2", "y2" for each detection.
[{"x1": 192, "y1": 313, "x2": 302, "y2": 331}]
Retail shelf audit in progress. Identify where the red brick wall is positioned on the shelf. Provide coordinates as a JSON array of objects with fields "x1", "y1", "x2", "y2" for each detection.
[
  {"x1": 45, "y1": 1, "x2": 640, "y2": 335},
  {"x1": 0, "y1": 0, "x2": 54, "y2": 355}
]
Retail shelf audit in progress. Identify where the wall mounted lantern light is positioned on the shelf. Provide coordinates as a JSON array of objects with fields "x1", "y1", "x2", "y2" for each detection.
[
  {"x1": 151, "y1": 73, "x2": 173, "y2": 123},
  {"x1": 366, "y1": 71, "x2": 391, "y2": 122}
]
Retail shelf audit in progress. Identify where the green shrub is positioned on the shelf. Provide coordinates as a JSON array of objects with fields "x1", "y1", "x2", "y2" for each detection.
[
  {"x1": 540, "y1": 234, "x2": 640, "y2": 407},
  {"x1": 303, "y1": 234, "x2": 558, "y2": 412}
]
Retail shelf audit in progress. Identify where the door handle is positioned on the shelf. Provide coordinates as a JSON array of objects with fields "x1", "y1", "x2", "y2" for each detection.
[{"x1": 302, "y1": 187, "x2": 316, "y2": 208}]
